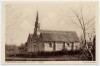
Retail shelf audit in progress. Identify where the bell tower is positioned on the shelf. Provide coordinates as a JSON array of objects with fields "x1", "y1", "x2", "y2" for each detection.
[{"x1": 34, "y1": 11, "x2": 40, "y2": 36}]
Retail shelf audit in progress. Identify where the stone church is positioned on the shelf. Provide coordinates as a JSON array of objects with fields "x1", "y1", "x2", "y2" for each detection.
[{"x1": 26, "y1": 12, "x2": 80, "y2": 53}]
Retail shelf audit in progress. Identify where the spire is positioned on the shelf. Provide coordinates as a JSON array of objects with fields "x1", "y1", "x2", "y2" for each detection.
[
  {"x1": 33, "y1": 11, "x2": 40, "y2": 37},
  {"x1": 34, "y1": 11, "x2": 39, "y2": 35},
  {"x1": 36, "y1": 11, "x2": 38, "y2": 21},
  {"x1": 35, "y1": 11, "x2": 39, "y2": 28}
]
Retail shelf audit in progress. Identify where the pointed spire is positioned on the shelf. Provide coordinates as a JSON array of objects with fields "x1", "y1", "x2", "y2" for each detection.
[
  {"x1": 36, "y1": 11, "x2": 38, "y2": 21},
  {"x1": 28, "y1": 33, "x2": 30, "y2": 38},
  {"x1": 35, "y1": 11, "x2": 38, "y2": 28},
  {"x1": 34, "y1": 11, "x2": 40, "y2": 36}
]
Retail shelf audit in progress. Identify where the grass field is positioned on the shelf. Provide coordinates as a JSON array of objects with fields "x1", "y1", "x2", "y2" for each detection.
[
  {"x1": 5, "y1": 51, "x2": 92, "y2": 61},
  {"x1": 6, "y1": 54, "x2": 90, "y2": 61}
]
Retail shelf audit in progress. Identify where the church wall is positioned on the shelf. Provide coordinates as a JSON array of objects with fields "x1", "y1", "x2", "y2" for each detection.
[
  {"x1": 65, "y1": 42, "x2": 80, "y2": 51},
  {"x1": 44, "y1": 42, "x2": 64, "y2": 52},
  {"x1": 65, "y1": 43, "x2": 72, "y2": 51},
  {"x1": 27, "y1": 42, "x2": 39, "y2": 53},
  {"x1": 27, "y1": 41, "x2": 80, "y2": 52},
  {"x1": 55, "y1": 42, "x2": 63, "y2": 51},
  {"x1": 27, "y1": 42, "x2": 32, "y2": 52},
  {"x1": 38, "y1": 41, "x2": 44, "y2": 52},
  {"x1": 43, "y1": 42, "x2": 80, "y2": 52},
  {"x1": 44, "y1": 42, "x2": 54, "y2": 52},
  {"x1": 74, "y1": 42, "x2": 80, "y2": 50},
  {"x1": 38, "y1": 35, "x2": 45, "y2": 52}
]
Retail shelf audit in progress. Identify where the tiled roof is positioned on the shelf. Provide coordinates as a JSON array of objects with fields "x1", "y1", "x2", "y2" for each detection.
[{"x1": 40, "y1": 30, "x2": 79, "y2": 42}]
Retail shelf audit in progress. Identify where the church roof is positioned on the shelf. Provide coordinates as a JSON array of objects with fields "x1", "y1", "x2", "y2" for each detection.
[{"x1": 40, "y1": 30, "x2": 79, "y2": 42}]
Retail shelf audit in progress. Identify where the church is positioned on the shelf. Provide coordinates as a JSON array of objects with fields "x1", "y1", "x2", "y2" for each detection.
[{"x1": 26, "y1": 12, "x2": 80, "y2": 53}]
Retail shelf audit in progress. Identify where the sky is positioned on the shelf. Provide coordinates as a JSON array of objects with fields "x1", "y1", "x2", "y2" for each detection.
[{"x1": 5, "y1": 1, "x2": 97, "y2": 46}]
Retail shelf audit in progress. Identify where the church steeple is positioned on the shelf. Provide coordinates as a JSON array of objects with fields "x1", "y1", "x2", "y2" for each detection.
[
  {"x1": 34, "y1": 11, "x2": 40, "y2": 36},
  {"x1": 36, "y1": 11, "x2": 38, "y2": 21},
  {"x1": 35, "y1": 11, "x2": 39, "y2": 28}
]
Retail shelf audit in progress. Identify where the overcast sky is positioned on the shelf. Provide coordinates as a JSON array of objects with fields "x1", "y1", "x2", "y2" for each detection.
[{"x1": 5, "y1": 1, "x2": 97, "y2": 45}]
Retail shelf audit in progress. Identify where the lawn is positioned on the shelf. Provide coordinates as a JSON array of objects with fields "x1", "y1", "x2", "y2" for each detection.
[
  {"x1": 6, "y1": 55, "x2": 81, "y2": 61},
  {"x1": 5, "y1": 51, "x2": 91, "y2": 61}
]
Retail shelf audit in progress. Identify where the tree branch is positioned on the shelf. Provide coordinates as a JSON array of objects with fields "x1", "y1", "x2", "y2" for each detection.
[
  {"x1": 86, "y1": 23, "x2": 94, "y2": 30},
  {"x1": 80, "y1": 5, "x2": 85, "y2": 30},
  {"x1": 85, "y1": 17, "x2": 95, "y2": 25},
  {"x1": 70, "y1": 8, "x2": 84, "y2": 30},
  {"x1": 70, "y1": 18, "x2": 81, "y2": 28},
  {"x1": 75, "y1": 10, "x2": 84, "y2": 30}
]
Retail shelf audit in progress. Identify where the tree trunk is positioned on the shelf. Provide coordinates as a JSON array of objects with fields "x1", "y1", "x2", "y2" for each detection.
[
  {"x1": 83, "y1": 29, "x2": 88, "y2": 49},
  {"x1": 88, "y1": 49, "x2": 94, "y2": 61},
  {"x1": 83, "y1": 29, "x2": 94, "y2": 61}
]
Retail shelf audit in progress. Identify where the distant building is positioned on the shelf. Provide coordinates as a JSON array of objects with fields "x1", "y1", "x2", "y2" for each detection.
[{"x1": 26, "y1": 12, "x2": 80, "y2": 53}]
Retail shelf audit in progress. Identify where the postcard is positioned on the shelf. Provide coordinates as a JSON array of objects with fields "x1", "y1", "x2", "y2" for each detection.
[{"x1": 2, "y1": 0, "x2": 98, "y2": 64}]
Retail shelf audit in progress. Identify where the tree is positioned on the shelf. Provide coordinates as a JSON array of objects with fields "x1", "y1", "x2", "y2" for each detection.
[{"x1": 70, "y1": 5, "x2": 95, "y2": 61}]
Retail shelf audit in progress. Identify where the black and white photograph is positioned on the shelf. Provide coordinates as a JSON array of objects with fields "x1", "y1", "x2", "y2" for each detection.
[{"x1": 2, "y1": 1, "x2": 98, "y2": 64}]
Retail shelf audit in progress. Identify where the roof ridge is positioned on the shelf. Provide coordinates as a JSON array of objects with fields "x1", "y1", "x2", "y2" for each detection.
[{"x1": 40, "y1": 29, "x2": 76, "y2": 33}]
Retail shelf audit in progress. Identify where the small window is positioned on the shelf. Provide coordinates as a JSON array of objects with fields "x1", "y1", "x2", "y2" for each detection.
[
  {"x1": 49, "y1": 42, "x2": 52, "y2": 48},
  {"x1": 67, "y1": 43, "x2": 70, "y2": 47},
  {"x1": 75, "y1": 46, "x2": 78, "y2": 50}
]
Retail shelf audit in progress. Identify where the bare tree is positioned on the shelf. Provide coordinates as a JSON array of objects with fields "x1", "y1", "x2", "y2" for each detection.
[{"x1": 70, "y1": 6, "x2": 95, "y2": 61}]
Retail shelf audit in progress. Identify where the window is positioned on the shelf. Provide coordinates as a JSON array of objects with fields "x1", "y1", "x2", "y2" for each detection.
[
  {"x1": 67, "y1": 43, "x2": 70, "y2": 47},
  {"x1": 75, "y1": 46, "x2": 78, "y2": 50},
  {"x1": 49, "y1": 42, "x2": 52, "y2": 48}
]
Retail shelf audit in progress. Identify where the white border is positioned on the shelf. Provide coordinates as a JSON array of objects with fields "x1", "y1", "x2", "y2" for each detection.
[{"x1": 0, "y1": 0, "x2": 100, "y2": 65}]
